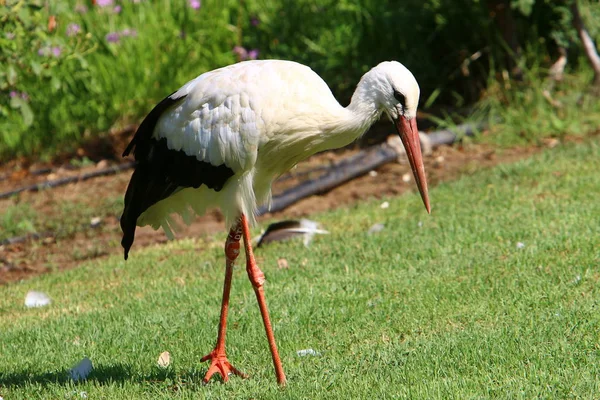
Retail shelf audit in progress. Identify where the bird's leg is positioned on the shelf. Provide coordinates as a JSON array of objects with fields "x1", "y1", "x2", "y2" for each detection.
[
  {"x1": 240, "y1": 214, "x2": 287, "y2": 386},
  {"x1": 201, "y1": 222, "x2": 248, "y2": 383}
]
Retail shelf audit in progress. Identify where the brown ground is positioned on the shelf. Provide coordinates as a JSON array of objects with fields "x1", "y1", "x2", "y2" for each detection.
[{"x1": 0, "y1": 125, "x2": 547, "y2": 285}]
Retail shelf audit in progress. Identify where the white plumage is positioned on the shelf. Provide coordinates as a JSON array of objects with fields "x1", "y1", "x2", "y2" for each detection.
[
  {"x1": 131, "y1": 60, "x2": 426, "y2": 238},
  {"x1": 120, "y1": 59, "x2": 430, "y2": 385}
]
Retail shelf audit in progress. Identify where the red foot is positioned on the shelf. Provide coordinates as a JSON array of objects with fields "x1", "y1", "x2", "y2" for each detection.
[{"x1": 201, "y1": 350, "x2": 248, "y2": 383}]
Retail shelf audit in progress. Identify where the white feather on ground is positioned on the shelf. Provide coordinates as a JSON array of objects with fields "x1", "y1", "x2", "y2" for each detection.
[{"x1": 256, "y1": 219, "x2": 329, "y2": 248}]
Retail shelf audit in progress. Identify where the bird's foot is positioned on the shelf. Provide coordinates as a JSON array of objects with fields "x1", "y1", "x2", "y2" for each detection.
[{"x1": 201, "y1": 349, "x2": 248, "y2": 383}]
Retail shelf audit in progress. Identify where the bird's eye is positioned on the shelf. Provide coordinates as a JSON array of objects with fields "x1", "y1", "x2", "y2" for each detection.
[{"x1": 393, "y1": 90, "x2": 406, "y2": 109}]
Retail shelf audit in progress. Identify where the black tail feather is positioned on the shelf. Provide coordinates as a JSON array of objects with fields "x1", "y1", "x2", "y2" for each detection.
[
  {"x1": 120, "y1": 167, "x2": 145, "y2": 260},
  {"x1": 120, "y1": 165, "x2": 179, "y2": 260},
  {"x1": 120, "y1": 92, "x2": 234, "y2": 260}
]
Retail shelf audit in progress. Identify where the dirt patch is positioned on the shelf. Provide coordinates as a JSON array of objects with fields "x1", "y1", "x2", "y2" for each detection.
[{"x1": 0, "y1": 134, "x2": 545, "y2": 285}]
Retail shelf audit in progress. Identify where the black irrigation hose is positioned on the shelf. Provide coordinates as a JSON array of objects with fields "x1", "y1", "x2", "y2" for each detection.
[
  {"x1": 0, "y1": 231, "x2": 54, "y2": 246},
  {"x1": 0, "y1": 219, "x2": 108, "y2": 246},
  {"x1": 426, "y1": 122, "x2": 480, "y2": 146},
  {"x1": 1, "y1": 122, "x2": 483, "y2": 246},
  {"x1": 0, "y1": 161, "x2": 135, "y2": 200},
  {"x1": 0, "y1": 123, "x2": 482, "y2": 201},
  {"x1": 0, "y1": 167, "x2": 53, "y2": 183},
  {"x1": 257, "y1": 122, "x2": 482, "y2": 215},
  {"x1": 258, "y1": 142, "x2": 399, "y2": 215}
]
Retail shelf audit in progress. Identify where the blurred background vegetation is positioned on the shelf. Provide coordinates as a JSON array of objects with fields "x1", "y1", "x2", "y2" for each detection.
[{"x1": 1, "y1": 0, "x2": 599, "y2": 161}]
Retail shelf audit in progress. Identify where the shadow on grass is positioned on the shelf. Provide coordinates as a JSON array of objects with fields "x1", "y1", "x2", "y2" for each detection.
[{"x1": 0, "y1": 363, "x2": 200, "y2": 389}]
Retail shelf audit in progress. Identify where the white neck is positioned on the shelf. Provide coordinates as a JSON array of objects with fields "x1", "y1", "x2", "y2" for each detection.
[
  {"x1": 321, "y1": 70, "x2": 384, "y2": 148},
  {"x1": 255, "y1": 70, "x2": 385, "y2": 187},
  {"x1": 346, "y1": 75, "x2": 384, "y2": 134}
]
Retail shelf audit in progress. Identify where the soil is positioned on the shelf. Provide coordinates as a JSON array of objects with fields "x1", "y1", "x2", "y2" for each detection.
[{"x1": 0, "y1": 125, "x2": 548, "y2": 285}]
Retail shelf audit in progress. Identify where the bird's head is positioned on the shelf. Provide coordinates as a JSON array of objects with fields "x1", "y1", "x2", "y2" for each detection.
[
  {"x1": 371, "y1": 61, "x2": 420, "y2": 122},
  {"x1": 368, "y1": 61, "x2": 430, "y2": 213}
]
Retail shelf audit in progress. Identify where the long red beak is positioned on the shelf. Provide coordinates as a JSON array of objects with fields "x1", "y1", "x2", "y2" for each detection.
[{"x1": 395, "y1": 117, "x2": 431, "y2": 214}]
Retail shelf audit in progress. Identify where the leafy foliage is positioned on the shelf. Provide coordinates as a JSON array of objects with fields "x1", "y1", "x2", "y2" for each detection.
[
  {"x1": 477, "y1": 55, "x2": 600, "y2": 146},
  {"x1": 1, "y1": 0, "x2": 96, "y2": 152},
  {"x1": 0, "y1": 0, "x2": 599, "y2": 160},
  {"x1": 1, "y1": 0, "x2": 238, "y2": 159}
]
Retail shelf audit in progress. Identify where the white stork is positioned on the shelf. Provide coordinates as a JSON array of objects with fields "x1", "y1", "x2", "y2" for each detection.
[{"x1": 120, "y1": 59, "x2": 430, "y2": 386}]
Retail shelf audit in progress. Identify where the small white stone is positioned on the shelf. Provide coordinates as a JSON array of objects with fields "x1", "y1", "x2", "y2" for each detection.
[
  {"x1": 368, "y1": 223, "x2": 385, "y2": 235},
  {"x1": 380, "y1": 201, "x2": 389, "y2": 209},
  {"x1": 369, "y1": 170, "x2": 378, "y2": 177},
  {"x1": 157, "y1": 351, "x2": 171, "y2": 368},
  {"x1": 297, "y1": 349, "x2": 321, "y2": 357},
  {"x1": 24, "y1": 290, "x2": 51, "y2": 308},
  {"x1": 516, "y1": 242, "x2": 525, "y2": 249},
  {"x1": 402, "y1": 173, "x2": 411, "y2": 183},
  {"x1": 90, "y1": 217, "x2": 102, "y2": 228},
  {"x1": 277, "y1": 258, "x2": 289, "y2": 269},
  {"x1": 96, "y1": 159, "x2": 109, "y2": 169}
]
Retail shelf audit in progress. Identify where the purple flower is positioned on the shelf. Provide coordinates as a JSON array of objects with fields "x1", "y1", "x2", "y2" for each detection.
[
  {"x1": 96, "y1": 0, "x2": 113, "y2": 7},
  {"x1": 8, "y1": 91, "x2": 29, "y2": 101},
  {"x1": 232, "y1": 46, "x2": 248, "y2": 61},
  {"x1": 121, "y1": 28, "x2": 137, "y2": 37},
  {"x1": 66, "y1": 23, "x2": 81, "y2": 37},
  {"x1": 248, "y1": 49, "x2": 259, "y2": 60},
  {"x1": 188, "y1": 0, "x2": 201, "y2": 9},
  {"x1": 250, "y1": 16, "x2": 260, "y2": 27},
  {"x1": 75, "y1": 4, "x2": 88, "y2": 13},
  {"x1": 233, "y1": 46, "x2": 259, "y2": 61},
  {"x1": 105, "y1": 32, "x2": 120, "y2": 43},
  {"x1": 51, "y1": 46, "x2": 62, "y2": 57},
  {"x1": 38, "y1": 48, "x2": 46, "y2": 56},
  {"x1": 113, "y1": 5, "x2": 122, "y2": 13}
]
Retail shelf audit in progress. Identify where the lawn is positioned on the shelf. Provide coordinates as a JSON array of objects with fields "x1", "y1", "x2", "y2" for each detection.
[{"x1": 1, "y1": 139, "x2": 599, "y2": 399}]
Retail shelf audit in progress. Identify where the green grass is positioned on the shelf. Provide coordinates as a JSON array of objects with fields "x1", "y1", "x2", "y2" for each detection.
[
  {"x1": 1, "y1": 203, "x2": 38, "y2": 239},
  {"x1": 475, "y1": 59, "x2": 600, "y2": 147},
  {"x1": 1, "y1": 139, "x2": 599, "y2": 398},
  {"x1": 0, "y1": 194, "x2": 122, "y2": 242}
]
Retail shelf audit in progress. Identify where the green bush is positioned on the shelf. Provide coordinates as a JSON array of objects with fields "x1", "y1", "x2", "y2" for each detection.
[
  {"x1": 1, "y1": 0, "x2": 599, "y2": 160},
  {"x1": 1, "y1": 0, "x2": 239, "y2": 160}
]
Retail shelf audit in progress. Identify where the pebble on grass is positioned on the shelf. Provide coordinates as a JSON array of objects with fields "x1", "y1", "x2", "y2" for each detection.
[
  {"x1": 297, "y1": 349, "x2": 321, "y2": 357},
  {"x1": 368, "y1": 223, "x2": 385, "y2": 235},
  {"x1": 24, "y1": 290, "x2": 51, "y2": 308}
]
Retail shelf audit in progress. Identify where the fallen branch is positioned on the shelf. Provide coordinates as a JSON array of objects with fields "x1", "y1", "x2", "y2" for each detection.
[{"x1": 571, "y1": 0, "x2": 600, "y2": 89}]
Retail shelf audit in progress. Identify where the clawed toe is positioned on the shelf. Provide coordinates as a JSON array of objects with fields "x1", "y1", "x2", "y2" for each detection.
[{"x1": 201, "y1": 350, "x2": 248, "y2": 383}]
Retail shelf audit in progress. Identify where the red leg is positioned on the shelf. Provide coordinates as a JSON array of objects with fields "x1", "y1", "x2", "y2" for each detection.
[
  {"x1": 240, "y1": 214, "x2": 287, "y2": 386},
  {"x1": 201, "y1": 223, "x2": 248, "y2": 383}
]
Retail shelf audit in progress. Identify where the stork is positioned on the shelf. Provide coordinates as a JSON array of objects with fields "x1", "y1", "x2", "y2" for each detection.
[{"x1": 120, "y1": 59, "x2": 430, "y2": 386}]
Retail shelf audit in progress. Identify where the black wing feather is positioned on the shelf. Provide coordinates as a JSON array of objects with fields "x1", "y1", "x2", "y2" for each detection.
[
  {"x1": 122, "y1": 90, "x2": 181, "y2": 158},
  {"x1": 121, "y1": 92, "x2": 235, "y2": 260}
]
